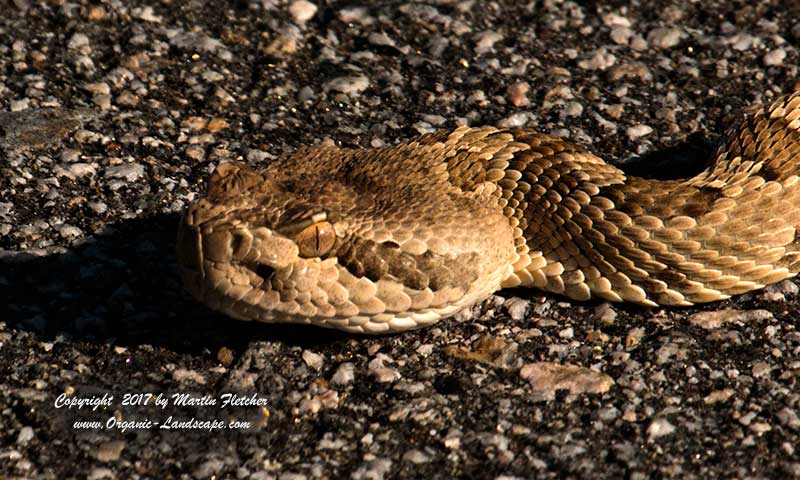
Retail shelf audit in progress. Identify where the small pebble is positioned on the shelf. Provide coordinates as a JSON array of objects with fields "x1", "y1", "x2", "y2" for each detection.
[
  {"x1": 562, "y1": 101, "x2": 584, "y2": 117},
  {"x1": 777, "y1": 408, "x2": 800, "y2": 429},
  {"x1": 216, "y1": 347, "x2": 234, "y2": 366},
  {"x1": 507, "y1": 82, "x2": 530, "y2": 107},
  {"x1": 192, "y1": 458, "x2": 225, "y2": 479},
  {"x1": 88, "y1": 201, "x2": 107, "y2": 214},
  {"x1": 289, "y1": 0, "x2": 318, "y2": 25},
  {"x1": 627, "y1": 124, "x2": 653, "y2": 140},
  {"x1": 10, "y1": 99, "x2": 30, "y2": 111},
  {"x1": 16, "y1": 426, "x2": 34, "y2": 445},
  {"x1": 132, "y1": 5, "x2": 162, "y2": 23},
  {"x1": 497, "y1": 112, "x2": 532, "y2": 128},
  {"x1": 703, "y1": 389, "x2": 734, "y2": 404},
  {"x1": 67, "y1": 33, "x2": 90, "y2": 50},
  {"x1": 96, "y1": 440, "x2": 125, "y2": 462},
  {"x1": 688, "y1": 309, "x2": 773, "y2": 329},
  {"x1": 324, "y1": 75, "x2": 369, "y2": 94},
  {"x1": 331, "y1": 362, "x2": 355, "y2": 385},
  {"x1": 104, "y1": 163, "x2": 145, "y2": 181},
  {"x1": 87, "y1": 468, "x2": 114, "y2": 480},
  {"x1": 368, "y1": 32, "x2": 396, "y2": 48},
  {"x1": 83, "y1": 82, "x2": 110, "y2": 95},
  {"x1": 647, "y1": 418, "x2": 676, "y2": 440},
  {"x1": 520, "y1": 362, "x2": 614, "y2": 395},
  {"x1": 55, "y1": 224, "x2": 83, "y2": 240},
  {"x1": 751, "y1": 362, "x2": 772, "y2": 379},
  {"x1": 647, "y1": 27, "x2": 683, "y2": 49},
  {"x1": 579, "y1": 48, "x2": 617, "y2": 70},
  {"x1": 171, "y1": 368, "x2": 206, "y2": 385},
  {"x1": 302, "y1": 350, "x2": 324, "y2": 370},
  {"x1": 504, "y1": 297, "x2": 529, "y2": 321},
  {"x1": 402, "y1": 449, "x2": 430, "y2": 464},
  {"x1": 610, "y1": 26, "x2": 633, "y2": 45},
  {"x1": 763, "y1": 48, "x2": 786, "y2": 66},
  {"x1": 67, "y1": 163, "x2": 96, "y2": 178},
  {"x1": 625, "y1": 327, "x2": 645, "y2": 350},
  {"x1": 474, "y1": 30, "x2": 503, "y2": 54},
  {"x1": 370, "y1": 367, "x2": 400, "y2": 383},
  {"x1": 593, "y1": 303, "x2": 618, "y2": 325}
]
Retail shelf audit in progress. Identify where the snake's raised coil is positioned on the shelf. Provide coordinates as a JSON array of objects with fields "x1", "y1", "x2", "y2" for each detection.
[{"x1": 177, "y1": 93, "x2": 800, "y2": 333}]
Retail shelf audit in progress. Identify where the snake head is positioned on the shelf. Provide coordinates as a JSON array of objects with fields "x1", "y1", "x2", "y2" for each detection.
[{"x1": 178, "y1": 160, "x2": 517, "y2": 333}]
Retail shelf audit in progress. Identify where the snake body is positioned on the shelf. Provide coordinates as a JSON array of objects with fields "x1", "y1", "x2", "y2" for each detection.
[{"x1": 177, "y1": 93, "x2": 800, "y2": 333}]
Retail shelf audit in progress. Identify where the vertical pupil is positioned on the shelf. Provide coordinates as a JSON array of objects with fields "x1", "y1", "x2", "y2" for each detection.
[{"x1": 314, "y1": 224, "x2": 320, "y2": 253}]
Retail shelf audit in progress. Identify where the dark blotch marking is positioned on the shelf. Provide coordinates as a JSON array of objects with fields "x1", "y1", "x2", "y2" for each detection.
[
  {"x1": 759, "y1": 166, "x2": 780, "y2": 182},
  {"x1": 332, "y1": 237, "x2": 481, "y2": 291},
  {"x1": 681, "y1": 186, "x2": 721, "y2": 217}
]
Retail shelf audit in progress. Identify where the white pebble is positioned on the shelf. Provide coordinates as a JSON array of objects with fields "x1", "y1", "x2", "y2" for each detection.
[
  {"x1": 627, "y1": 124, "x2": 653, "y2": 140},
  {"x1": 105, "y1": 163, "x2": 145, "y2": 182},
  {"x1": 562, "y1": 101, "x2": 584, "y2": 117},
  {"x1": 647, "y1": 27, "x2": 683, "y2": 49},
  {"x1": 83, "y1": 82, "x2": 110, "y2": 95},
  {"x1": 324, "y1": 75, "x2": 369, "y2": 94},
  {"x1": 647, "y1": 418, "x2": 676, "y2": 440},
  {"x1": 16, "y1": 427, "x2": 34, "y2": 445},
  {"x1": 763, "y1": 48, "x2": 786, "y2": 66},
  {"x1": 331, "y1": 362, "x2": 355, "y2": 385},
  {"x1": 56, "y1": 224, "x2": 83, "y2": 240},
  {"x1": 402, "y1": 449, "x2": 430, "y2": 464},
  {"x1": 68, "y1": 33, "x2": 90, "y2": 50},
  {"x1": 474, "y1": 30, "x2": 503, "y2": 54},
  {"x1": 497, "y1": 112, "x2": 532, "y2": 128},
  {"x1": 289, "y1": 0, "x2": 317, "y2": 25},
  {"x1": 10, "y1": 99, "x2": 29, "y2": 111},
  {"x1": 68, "y1": 163, "x2": 96, "y2": 178},
  {"x1": 301, "y1": 350, "x2": 323, "y2": 370},
  {"x1": 88, "y1": 201, "x2": 108, "y2": 214},
  {"x1": 578, "y1": 47, "x2": 617, "y2": 70}
]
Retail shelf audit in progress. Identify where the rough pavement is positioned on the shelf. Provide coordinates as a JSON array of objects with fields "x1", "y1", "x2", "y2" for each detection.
[{"x1": 1, "y1": 1, "x2": 799, "y2": 478}]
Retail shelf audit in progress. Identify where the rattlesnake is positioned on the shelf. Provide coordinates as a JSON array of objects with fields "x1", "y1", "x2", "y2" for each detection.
[{"x1": 177, "y1": 92, "x2": 800, "y2": 333}]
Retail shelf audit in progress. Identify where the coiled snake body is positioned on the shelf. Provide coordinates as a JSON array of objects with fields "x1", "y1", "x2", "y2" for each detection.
[{"x1": 177, "y1": 93, "x2": 800, "y2": 333}]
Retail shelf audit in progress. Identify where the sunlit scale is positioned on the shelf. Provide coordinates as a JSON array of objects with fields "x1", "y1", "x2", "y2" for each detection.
[{"x1": 177, "y1": 92, "x2": 800, "y2": 333}]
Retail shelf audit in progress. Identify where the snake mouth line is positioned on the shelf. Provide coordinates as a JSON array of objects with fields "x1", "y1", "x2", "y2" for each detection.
[
  {"x1": 176, "y1": 246, "x2": 500, "y2": 334},
  {"x1": 176, "y1": 219, "x2": 204, "y2": 277}
]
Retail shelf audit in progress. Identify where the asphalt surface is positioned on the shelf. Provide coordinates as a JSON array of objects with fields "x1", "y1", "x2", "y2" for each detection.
[{"x1": 1, "y1": 1, "x2": 800, "y2": 478}]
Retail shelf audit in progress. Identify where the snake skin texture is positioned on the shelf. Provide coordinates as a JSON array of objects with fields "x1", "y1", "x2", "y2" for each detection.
[{"x1": 177, "y1": 92, "x2": 800, "y2": 333}]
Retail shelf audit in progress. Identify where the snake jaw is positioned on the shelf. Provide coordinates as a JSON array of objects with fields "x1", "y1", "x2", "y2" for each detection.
[
  {"x1": 178, "y1": 201, "x2": 515, "y2": 333},
  {"x1": 177, "y1": 157, "x2": 521, "y2": 332}
]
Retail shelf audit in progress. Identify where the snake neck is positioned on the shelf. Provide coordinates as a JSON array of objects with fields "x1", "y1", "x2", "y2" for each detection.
[{"x1": 496, "y1": 92, "x2": 800, "y2": 306}]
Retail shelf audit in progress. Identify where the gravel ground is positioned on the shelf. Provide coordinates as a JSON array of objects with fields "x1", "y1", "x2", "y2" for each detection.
[{"x1": 2, "y1": 0, "x2": 800, "y2": 478}]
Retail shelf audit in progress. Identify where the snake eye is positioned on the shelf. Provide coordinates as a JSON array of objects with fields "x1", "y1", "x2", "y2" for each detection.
[{"x1": 296, "y1": 221, "x2": 336, "y2": 258}]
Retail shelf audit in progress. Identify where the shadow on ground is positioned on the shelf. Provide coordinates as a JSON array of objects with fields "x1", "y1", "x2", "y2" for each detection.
[
  {"x1": 0, "y1": 132, "x2": 721, "y2": 354},
  {"x1": 0, "y1": 213, "x2": 349, "y2": 353},
  {"x1": 617, "y1": 132, "x2": 718, "y2": 179}
]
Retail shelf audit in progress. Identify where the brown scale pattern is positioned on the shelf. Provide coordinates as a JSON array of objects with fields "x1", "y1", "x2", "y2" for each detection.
[
  {"x1": 374, "y1": 92, "x2": 800, "y2": 307},
  {"x1": 497, "y1": 92, "x2": 800, "y2": 305},
  {"x1": 179, "y1": 92, "x2": 800, "y2": 332}
]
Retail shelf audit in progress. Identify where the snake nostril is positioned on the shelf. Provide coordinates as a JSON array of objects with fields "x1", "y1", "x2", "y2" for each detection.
[
  {"x1": 230, "y1": 229, "x2": 253, "y2": 259},
  {"x1": 255, "y1": 264, "x2": 276, "y2": 281}
]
